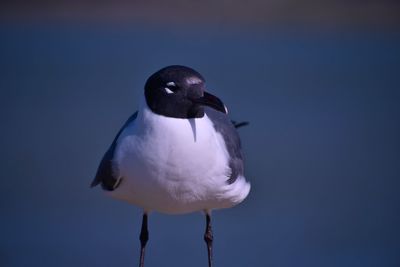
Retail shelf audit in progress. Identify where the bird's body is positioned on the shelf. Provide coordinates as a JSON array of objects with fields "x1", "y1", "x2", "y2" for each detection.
[
  {"x1": 108, "y1": 102, "x2": 250, "y2": 214},
  {"x1": 91, "y1": 65, "x2": 250, "y2": 267}
]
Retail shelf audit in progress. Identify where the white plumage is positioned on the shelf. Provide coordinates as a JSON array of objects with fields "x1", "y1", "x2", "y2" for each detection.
[{"x1": 109, "y1": 100, "x2": 250, "y2": 214}]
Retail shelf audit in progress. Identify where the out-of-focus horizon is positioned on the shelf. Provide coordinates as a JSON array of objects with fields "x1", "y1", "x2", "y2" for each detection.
[{"x1": 1, "y1": 0, "x2": 400, "y2": 29}]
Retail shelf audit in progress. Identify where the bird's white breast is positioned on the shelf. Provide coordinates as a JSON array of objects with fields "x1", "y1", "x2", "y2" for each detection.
[{"x1": 108, "y1": 104, "x2": 250, "y2": 214}]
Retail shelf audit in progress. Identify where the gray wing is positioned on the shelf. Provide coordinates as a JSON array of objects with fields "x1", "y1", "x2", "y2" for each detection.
[
  {"x1": 205, "y1": 108, "x2": 244, "y2": 184},
  {"x1": 90, "y1": 112, "x2": 138, "y2": 191}
]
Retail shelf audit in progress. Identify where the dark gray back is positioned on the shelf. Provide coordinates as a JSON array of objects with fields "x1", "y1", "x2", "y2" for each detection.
[
  {"x1": 205, "y1": 108, "x2": 244, "y2": 184},
  {"x1": 91, "y1": 112, "x2": 138, "y2": 190}
]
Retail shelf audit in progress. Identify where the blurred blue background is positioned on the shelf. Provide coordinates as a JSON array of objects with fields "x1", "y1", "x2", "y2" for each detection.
[{"x1": 1, "y1": 2, "x2": 400, "y2": 267}]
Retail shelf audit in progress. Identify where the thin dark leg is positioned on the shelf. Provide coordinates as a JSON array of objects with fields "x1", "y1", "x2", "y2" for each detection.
[
  {"x1": 139, "y1": 213, "x2": 149, "y2": 267},
  {"x1": 204, "y1": 213, "x2": 213, "y2": 267}
]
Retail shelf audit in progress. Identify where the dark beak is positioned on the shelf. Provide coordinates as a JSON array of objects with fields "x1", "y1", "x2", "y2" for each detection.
[{"x1": 190, "y1": 91, "x2": 227, "y2": 114}]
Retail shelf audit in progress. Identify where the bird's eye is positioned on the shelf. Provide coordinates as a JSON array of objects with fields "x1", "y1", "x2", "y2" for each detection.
[{"x1": 164, "y1": 82, "x2": 177, "y2": 94}]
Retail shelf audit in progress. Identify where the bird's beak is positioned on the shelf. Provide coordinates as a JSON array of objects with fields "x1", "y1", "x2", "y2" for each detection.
[{"x1": 190, "y1": 92, "x2": 227, "y2": 114}]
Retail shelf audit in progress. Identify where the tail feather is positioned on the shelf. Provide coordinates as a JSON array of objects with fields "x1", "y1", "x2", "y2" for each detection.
[{"x1": 231, "y1": 120, "x2": 249, "y2": 129}]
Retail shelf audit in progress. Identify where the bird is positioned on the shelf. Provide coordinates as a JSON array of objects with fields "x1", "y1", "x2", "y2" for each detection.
[{"x1": 91, "y1": 65, "x2": 250, "y2": 267}]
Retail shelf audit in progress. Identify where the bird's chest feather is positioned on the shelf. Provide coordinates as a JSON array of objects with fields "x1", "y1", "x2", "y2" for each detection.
[{"x1": 115, "y1": 110, "x2": 229, "y2": 186}]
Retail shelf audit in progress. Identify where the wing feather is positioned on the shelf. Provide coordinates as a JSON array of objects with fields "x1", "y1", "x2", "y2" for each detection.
[
  {"x1": 205, "y1": 108, "x2": 244, "y2": 184},
  {"x1": 90, "y1": 112, "x2": 138, "y2": 190}
]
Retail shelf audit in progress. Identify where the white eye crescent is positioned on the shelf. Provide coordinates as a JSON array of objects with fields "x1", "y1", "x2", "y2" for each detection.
[
  {"x1": 166, "y1": 82, "x2": 176, "y2": 87},
  {"x1": 164, "y1": 87, "x2": 174, "y2": 94},
  {"x1": 165, "y1": 82, "x2": 176, "y2": 94}
]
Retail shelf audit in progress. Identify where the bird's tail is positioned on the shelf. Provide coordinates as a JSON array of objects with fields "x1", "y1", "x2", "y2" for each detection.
[{"x1": 231, "y1": 120, "x2": 249, "y2": 129}]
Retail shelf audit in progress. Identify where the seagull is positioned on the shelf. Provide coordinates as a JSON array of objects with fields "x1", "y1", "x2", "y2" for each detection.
[{"x1": 91, "y1": 65, "x2": 250, "y2": 267}]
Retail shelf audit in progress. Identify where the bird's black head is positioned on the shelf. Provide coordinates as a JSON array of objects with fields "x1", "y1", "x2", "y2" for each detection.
[{"x1": 144, "y1": 65, "x2": 227, "y2": 119}]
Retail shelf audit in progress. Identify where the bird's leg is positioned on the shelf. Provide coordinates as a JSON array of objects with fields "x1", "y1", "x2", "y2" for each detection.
[
  {"x1": 204, "y1": 212, "x2": 213, "y2": 267},
  {"x1": 139, "y1": 213, "x2": 149, "y2": 267}
]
